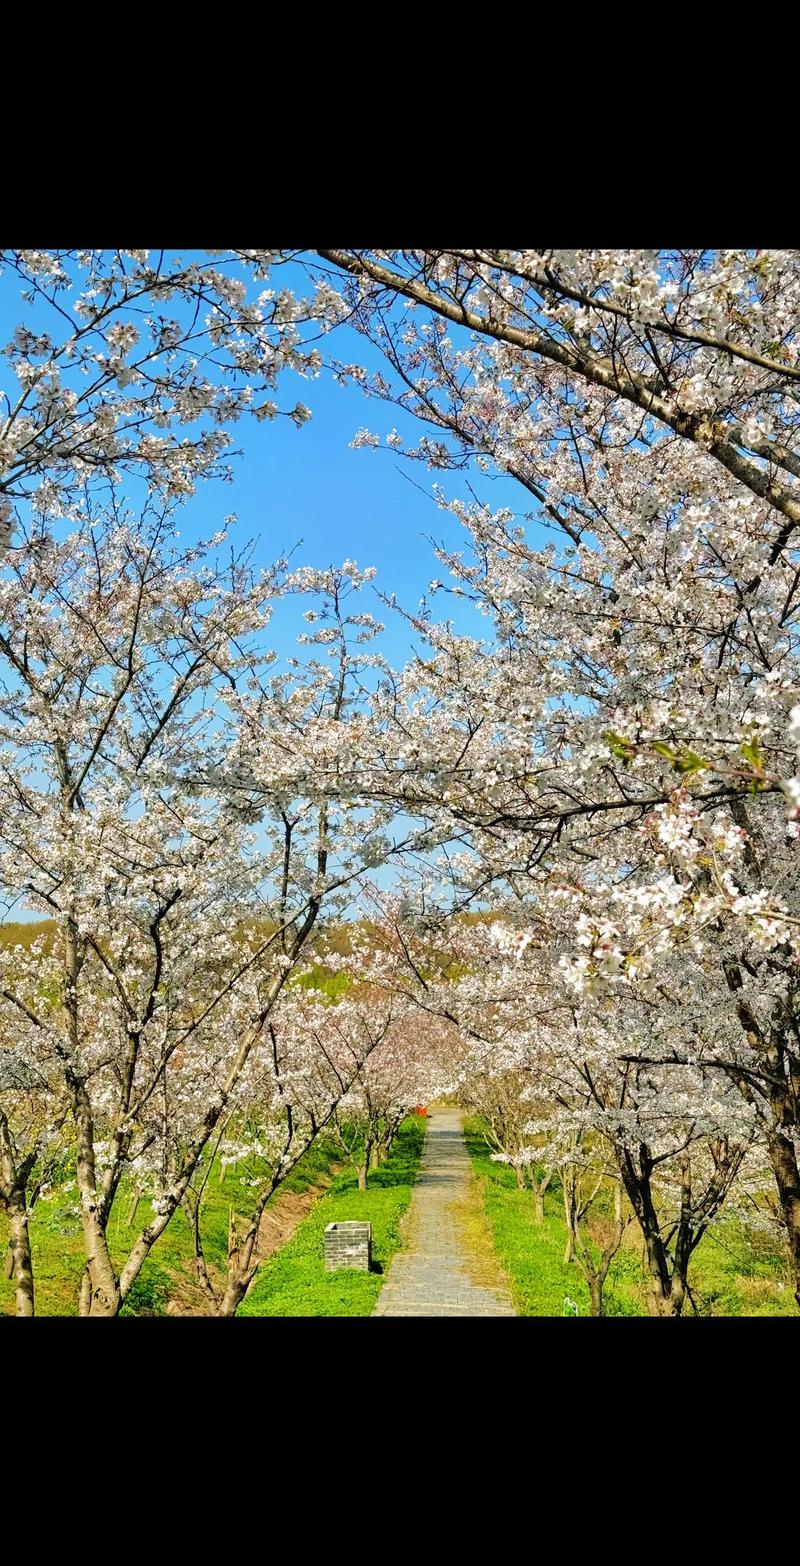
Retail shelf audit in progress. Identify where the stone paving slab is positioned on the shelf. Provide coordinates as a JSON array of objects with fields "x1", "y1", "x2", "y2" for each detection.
[{"x1": 372, "y1": 1110, "x2": 516, "y2": 1318}]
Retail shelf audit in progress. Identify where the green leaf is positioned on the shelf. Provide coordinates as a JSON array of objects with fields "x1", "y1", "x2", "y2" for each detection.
[
  {"x1": 740, "y1": 738, "x2": 763, "y2": 769},
  {"x1": 604, "y1": 730, "x2": 635, "y2": 762},
  {"x1": 673, "y1": 751, "x2": 708, "y2": 776}
]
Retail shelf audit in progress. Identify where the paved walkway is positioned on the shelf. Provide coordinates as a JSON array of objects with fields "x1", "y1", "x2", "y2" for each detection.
[{"x1": 372, "y1": 1110, "x2": 516, "y2": 1317}]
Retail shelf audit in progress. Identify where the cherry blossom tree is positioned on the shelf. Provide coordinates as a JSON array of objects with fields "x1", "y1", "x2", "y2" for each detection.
[
  {"x1": 0, "y1": 247, "x2": 321, "y2": 523},
  {"x1": 0, "y1": 493, "x2": 280, "y2": 1312},
  {"x1": 298, "y1": 249, "x2": 800, "y2": 1308},
  {"x1": 461, "y1": 1064, "x2": 555, "y2": 1212},
  {"x1": 179, "y1": 957, "x2": 455, "y2": 1314},
  {"x1": 183, "y1": 984, "x2": 397, "y2": 1314},
  {"x1": 0, "y1": 1014, "x2": 69, "y2": 1316},
  {"x1": 6, "y1": 247, "x2": 800, "y2": 1317},
  {"x1": 328, "y1": 989, "x2": 446, "y2": 1189},
  {"x1": 560, "y1": 1149, "x2": 631, "y2": 1317},
  {"x1": 0, "y1": 249, "x2": 440, "y2": 1316},
  {"x1": 349, "y1": 891, "x2": 764, "y2": 1314},
  {"x1": 0, "y1": 494, "x2": 428, "y2": 1315}
]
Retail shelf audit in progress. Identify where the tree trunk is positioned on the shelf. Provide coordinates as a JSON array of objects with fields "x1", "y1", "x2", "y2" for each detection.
[
  {"x1": 536, "y1": 1167, "x2": 554, "y2": 1216},
  {"x1": 217, "y1": 1280, "x2": 247, "y2": 1317},
  {"x1": 652, "y1": 1290, "x2": 684, "y2": 1317},
  {"x1": 767, "y1": 1129, "x2": 800, "y2": 1309},
  {"x1": 74, "y1": 1181, "x2": 121, "y2": 1315},
  {"x1": 515, "y1": 1164, "x2": 525, "y2": 1191},
  {"x1": 75, "y1": 1193, "x2": 120, "y2": 1315},
  {"x1": 0, "y1": 1114, "x2": 37, "y2": 1314},
  {"x1": 78, "y1": 1263, "x2": 91, "y2": 1317},
  {"x1": 7, "y1": 1197, "x2": 35, "y2": 1317},
  {"x1": 563, "y1": 1170, "x2": 576, "y2": 1261},
  {"x1": 641, "y1": 1246, "x2": 687, "y2": 1315},
  {"x1": 126, "y1": 1191, "x2": 140, "y2": 1228},
  {"x1": 357, "y1": 1165, "x2": 368, "y2": 1192},
  {"x1": 216, "y1": 1249, "x2": 260, "y2": 1317},
  {"x1": 588, "y1": 1275, "x2": 604, "y2": 1317},
  {"x1": 80, "y1": 1236, "x2": 120, "y2": 1315},
  {"x1": 617, "y1": 1152, "x2": 684, "y2": 1317},
  {"x1": 644, "y1": 1273, "x2": 685, "y2": 1317},
  {"x1": 72, "y1": 1083, "x2": 121, "y2": 1315}
]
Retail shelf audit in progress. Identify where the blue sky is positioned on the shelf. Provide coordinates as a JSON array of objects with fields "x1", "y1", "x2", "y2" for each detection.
[
  {"x1": 0, "y1": 250, "x2": 546, "y2": 669},
  {"x1": 186, "y1": 351, "x2": 482, "y2": 663}
]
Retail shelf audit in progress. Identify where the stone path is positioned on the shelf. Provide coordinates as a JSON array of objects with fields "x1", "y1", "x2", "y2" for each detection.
[{"x1": 372, "y1": 1110, "x2": 516, "y2": 1317}]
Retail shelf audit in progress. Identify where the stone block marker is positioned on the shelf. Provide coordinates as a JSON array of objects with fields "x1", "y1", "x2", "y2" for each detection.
[{"x1": 324, "y1": 1220, "x2": 372, "y2": 1271}]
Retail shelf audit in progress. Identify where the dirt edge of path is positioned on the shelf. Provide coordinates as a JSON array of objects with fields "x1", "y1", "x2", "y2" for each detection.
[{"x1": 448, "y1": 1168, "x2": 515, "y2": 1301}]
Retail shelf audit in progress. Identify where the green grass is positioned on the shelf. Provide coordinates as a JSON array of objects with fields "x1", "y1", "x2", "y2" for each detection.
[
  {"x1": 462, "y1": 1119, "x2": 622, "y2": 1316},
  {"x1": 10, "y1": 1107, "x2": 791, "y2": 1318},
  {"x1": 0, "y1": 1117, "x2": 425, "y2": 1317},
  {"x1": 290, "y1": 965, "x2": 351, "y2": 999},
  {"x1": 0, "y1": 1131, "x2": 347, "y2": 1317},
  {"x1": 239, "y1": 1116, "x2": 426, "y2": 1316},
  {"x1": 463, "y1": 1117, "x2": 798, "y2": 1318},
  {"x1": 117, "y1": 1131, "x2": 350, "y2": 1318},
  {"x1": 688, "y1": 1218, "x2": 798, "y2": 1317}
]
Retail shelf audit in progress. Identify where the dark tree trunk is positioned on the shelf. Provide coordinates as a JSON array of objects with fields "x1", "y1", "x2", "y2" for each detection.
[
  {"x1": 588, "y1": 1275, "x2": 604, "y2": 1317},
  {"x1": 767, "y1": 1129, "x2": 800, "y2": 1309}
]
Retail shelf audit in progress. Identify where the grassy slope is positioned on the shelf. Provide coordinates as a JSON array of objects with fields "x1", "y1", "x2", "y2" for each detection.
[
  {"x1": 0, "y1": 1133, "x2": 345, "y2": 1318},
  {"x1": 463, "y1": 1118, "x2": 798, "y2": 1318},
  {"x1": 239, "y1": 1116, "x2": 425, "y2": 1317},
  {"x1": 0, "y1": 1117, "x2": 425, "y2": 1317},
  {"x1": 0, "y1": 923, "x2": 358, "y2": 1316}
]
